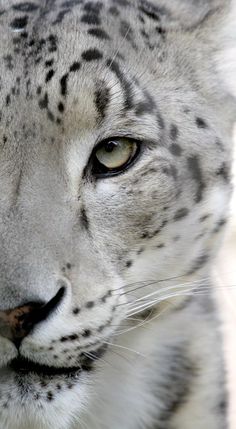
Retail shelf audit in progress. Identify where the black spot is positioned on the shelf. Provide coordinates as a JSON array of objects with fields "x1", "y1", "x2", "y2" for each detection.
[
  {"x1": 81, "y1": 13, "x2": 100, "y2": 25},
  {"x1": 37, "y1": 85, "x2": 42, "y2": 95},
  {"x1": 199, "y1": 214, "x2": 210, "y2": 222},
  {"x1": 58, "y1": 102, "x2": 65, "y2": 112},
  {"x1": 173, "y1": 208, "x2": 189, "y2": 221},
  {"x1": 84, "y1": 1, "x2": 103, "y2": 12},
  {"x1": 108, "y1": 6, "x2": 119, "y2": 15},
  {"x1": 213, "y1": 218, "x2": 227, "y2": 234},
  {"x1": 156, "y1": 26, "x2": 166, "y2": 37},
  {"x1": 188, "y1": 254, "x2": 209, "y2": 275},
  {"x1": 139, "y1": 0, "x2": 168, "y2": 21},
  {"x1": 48, "y1": 34, "x2": 57, "y2": 52},
  {"x1": 12, "y1": 3, "x2": 39, "y2": 12},
  {"x1": 66, "y1": 263, "x2": 71, "y2": 269},
  {"x1": 156, "y1": 243, "x2": 165, "y2": 248},
  {"x1": 69, "y1": 334, "x2": 78, "y2": 341},
  {"x1": 187, "y1": 155, "x2": 205, "y2": 203},
  {"x1": 53, "y1": 9, "x2": 71, "y2": 25},
  {"x1": 88, "y1": 27, "x2": 110, "y2": 40},
  {"x1": 101, "y1": 290, "x2": 112, "y2": 303},
  {"x1": 169, "y1": 143, "x2": 182, "y2": 156},
  {"x1": 10, "y1": 15, "x2": 28, "y2": 29},
  {"x1": 126, "y1": 260, "x2": 132, "y2": 268},
  {"x1": 135, "y1": 91, "x2": 155, "y2": 116},
  {"x1": 82, "y1": 49, "x2": 103, "y2": 61},
  {"x1": 112, "y1": 0, "x2": 129, "y2": 6},
  {"x1": 196, "y1": 117, "x2": 207, "y2": 128},
  {"x1": 95, "y1": 85, "x2": 110, "y2": 120},
  {"x1": 73, "y1": 307, "x2": 80, "y2": 315},
  {"x1": 47, "y1": 391, "x2": 54, "y2": 401},
  {"x1": 216, "y1": 163, "x2": 229, "y2": 182},
  {"x1": 47, "y1": 110, "x2": 55, "y2": 122},
  {"x1": 39, "y1": 92, "x2": 49, "y2": 109},
  {"x1": 61, "y1": 0, "x2": 82, "y2": 7},
  {"x1": 81, "y1": 207, "x2": 89, "y2": 230},
  {"x1": 60, "y1": 336, "x2": 69, "y2": 342},
  {"x1": 3, "y1": 55, "x2": 14, "y2": 70},
  {"x1": 82, "y1": 329, "x2": 91, "y2": 337},
  {"x1": 69, "y1": 62, "x2": 81, "y2": 72},
  {"x1": 86, "y1": 301, "x2": 94, "y2": 309},
  {"x1": 6, "y1": 94, "x2": 11, "y2": 106},
  {"x1": 218, "y1": 397, "x2": 228, "y2": 414},
  {"x1": 170, "y1": 124, "x2": 179, "y2": 140},
  {"x1": 45, "y1": 69, "x2": 55, "y2": 83},
  {"x1": 45, "y1": 59, "x2": 54, "y2": 67},
  {"x1": 119, "y1": 20, "x2": 134, "y2": 44},
  {"x1": 60, "y1": 73, "x2": 69, "y2": 96}
]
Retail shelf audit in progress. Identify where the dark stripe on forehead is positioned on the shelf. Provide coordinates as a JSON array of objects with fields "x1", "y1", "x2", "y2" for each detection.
[
  {"x1": 135, "y1": 90, "x2": 155, "y2": 116},
  {"x1": 12, "y1": 3, "x2": 39, "y2": 12},
  {"x1": 94, "y1": 83, "x2": 111, "y2": 122},
  {"x1": 88, "y1": 27, "x2": 110, "y2": 40},
  {"x1": 107, "y1": 59, "x2": 133, "y2": 110}
]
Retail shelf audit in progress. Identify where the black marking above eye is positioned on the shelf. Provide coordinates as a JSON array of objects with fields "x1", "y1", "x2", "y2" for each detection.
[
  {"x1": 88, "y1": 27, "x2": 110, "y2": 40},
  {"x1": 95, "y1": 85, "x2": 110, "y2": 120},
  {"x1": 196, "y1": 117, "x2": 207, "y2": 128},
  {"x1": 82, "y1": 49, "x2": 103, "y2": 61},
  {"x1": 12, "y1": 3, "x2": 39, "y2": 12},
  {"x1": 10, "y1": 15, "x2": 28, "y2": 30}
]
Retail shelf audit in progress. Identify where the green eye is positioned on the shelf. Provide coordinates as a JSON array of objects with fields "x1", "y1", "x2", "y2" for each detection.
[{"x1": 92, "y1": 137, "x2": 140, "y2": 177}]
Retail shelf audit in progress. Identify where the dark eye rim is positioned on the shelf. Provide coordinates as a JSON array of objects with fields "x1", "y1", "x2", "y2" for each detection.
[{"x1": 89, "y1": 137, "x2": 142, "y2": 179}]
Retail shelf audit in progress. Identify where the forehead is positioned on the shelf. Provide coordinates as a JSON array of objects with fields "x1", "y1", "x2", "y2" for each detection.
[{"x1": 0, "y1": 0, "x2": 228, "y2": 162}]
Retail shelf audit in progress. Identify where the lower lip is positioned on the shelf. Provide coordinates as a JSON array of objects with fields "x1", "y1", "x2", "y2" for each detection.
[
  {"x1": 8, "y1": 344, "x2": 108, "y2": 378},
  {"x1": 9, "y1": 357, "x2": 83, "y2": 377}
]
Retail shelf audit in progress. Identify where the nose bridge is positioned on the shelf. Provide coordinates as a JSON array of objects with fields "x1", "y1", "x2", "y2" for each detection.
[
  {"x1": 0, "y1": 208, "x2": 60, "y2": 310},
  {"x1": 0, "y1": 153, "x2": 74, "y2": 309}
]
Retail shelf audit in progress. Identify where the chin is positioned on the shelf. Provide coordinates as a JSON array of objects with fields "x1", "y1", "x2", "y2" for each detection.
[{"x1": 0, "y1": 367, "x2": 90, "y2": 429}]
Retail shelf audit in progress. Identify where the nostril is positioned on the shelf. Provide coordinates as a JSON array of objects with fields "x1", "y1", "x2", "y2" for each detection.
[
  {"x1": 0, "y1": 286, "x2": 66, "y2": 346},
  {"x1": 30, "y1": 286, "x2": 66, "y2": 325}
]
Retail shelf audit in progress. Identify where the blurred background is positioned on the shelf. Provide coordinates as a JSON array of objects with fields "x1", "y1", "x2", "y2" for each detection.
[{"x1": 215, "y1": 127, "x2": 236, "y2": 428}]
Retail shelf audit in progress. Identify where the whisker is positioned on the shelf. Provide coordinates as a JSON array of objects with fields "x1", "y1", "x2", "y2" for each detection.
[
  {"x1": 114, "y1": 305, "x2": 171, "y2": 336},
  {"x1": 103, "y1": 340, "x2": 147, "y2": 358}
]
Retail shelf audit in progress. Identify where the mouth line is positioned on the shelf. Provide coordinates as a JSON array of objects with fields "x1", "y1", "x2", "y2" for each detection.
[
  {"x1": 9, "y1": 356, "x2": 82, "y2": 377},
  {"x1": 8, "y1": 344, "x2": 108, "y2": 377}
]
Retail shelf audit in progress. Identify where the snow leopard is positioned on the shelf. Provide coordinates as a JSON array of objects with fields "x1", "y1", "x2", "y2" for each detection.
[{"x1": 0, "y1": 0, "x2": 235, "y2": 428}]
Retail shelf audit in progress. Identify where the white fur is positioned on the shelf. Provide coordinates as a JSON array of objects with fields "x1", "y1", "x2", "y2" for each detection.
[{"x1": 215, "y1": 0, "x2": 236, "y2": 98}]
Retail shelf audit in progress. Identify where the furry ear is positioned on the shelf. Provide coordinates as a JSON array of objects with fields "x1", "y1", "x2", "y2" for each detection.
[
  {"x1": 147, "y1": 0, "x2": 236, "y2": 98},
  {"x1": 214, "y1": 0, "x2": 236, "y2": 99}
]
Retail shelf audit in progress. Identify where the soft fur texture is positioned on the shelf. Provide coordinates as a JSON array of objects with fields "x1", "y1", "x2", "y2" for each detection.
[{"x1": 0, "y1": 1, "x2": 236, "y2": 428}]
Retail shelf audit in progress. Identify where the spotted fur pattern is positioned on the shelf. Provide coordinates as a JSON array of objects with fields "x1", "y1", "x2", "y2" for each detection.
[{"x1": 0, "y1": 1, "x2": 236, "y2": 428}]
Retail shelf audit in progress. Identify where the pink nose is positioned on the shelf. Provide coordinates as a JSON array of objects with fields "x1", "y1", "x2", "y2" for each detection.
[
  {"x1": 0, "y1": 286, "x2": 65, "y2": 347},
  {"x1": 0, "y1": 303, "x2": 41, "y2": 342}
]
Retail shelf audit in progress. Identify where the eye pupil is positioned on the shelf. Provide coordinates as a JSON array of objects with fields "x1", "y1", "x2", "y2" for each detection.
[{"x1": 104, "y1": 141, "x2": 117, "y2": 153}]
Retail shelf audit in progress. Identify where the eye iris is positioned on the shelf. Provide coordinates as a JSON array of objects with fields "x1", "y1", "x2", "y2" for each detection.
[{"x1": 95, "y1": 138, "x2": 136, "y2": 170}]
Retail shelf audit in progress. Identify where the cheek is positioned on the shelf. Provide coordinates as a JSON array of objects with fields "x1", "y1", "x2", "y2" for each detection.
[{"x1": 91, "y1": 172, "x2": 176, "y2": 231}]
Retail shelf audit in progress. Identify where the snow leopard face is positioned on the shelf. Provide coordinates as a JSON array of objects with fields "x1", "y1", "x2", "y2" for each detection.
[{"x1": 0, "y1": 0, "x2": 235, "y2": 428}]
